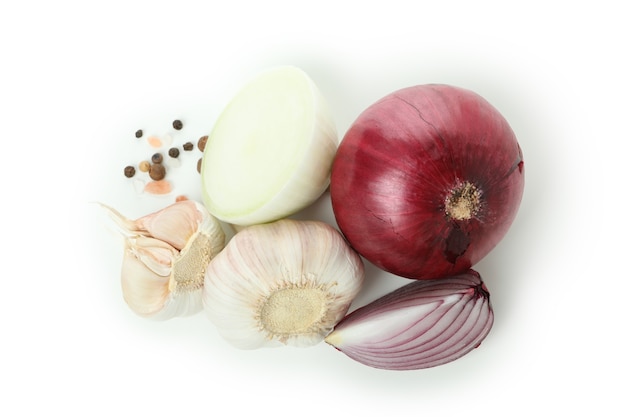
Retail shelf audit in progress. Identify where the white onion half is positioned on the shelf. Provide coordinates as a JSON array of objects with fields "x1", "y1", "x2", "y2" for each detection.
[
  {"x1": 325, "y1": 270, "x2": 494, "y2": 370},
  {"x1": 201, "y1": 66, "x2": 338, "y2": 226}
]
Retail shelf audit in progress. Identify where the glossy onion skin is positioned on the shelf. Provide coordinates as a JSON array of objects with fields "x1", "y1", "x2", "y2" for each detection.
[
  {"x1": 330, "y1": 84, "x2": 524, "y2": 279},
  {"x1": 325, "y1": 270, "x2": 493, "y2": 371}
]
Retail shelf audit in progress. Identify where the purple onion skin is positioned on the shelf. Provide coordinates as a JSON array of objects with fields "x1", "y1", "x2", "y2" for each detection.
[
  {"x1": 330, "y1": 84, "x2": 524, "y2": 279},
  {"x1": 325, "y1": 270, "x2": 494, "y2": 371}
]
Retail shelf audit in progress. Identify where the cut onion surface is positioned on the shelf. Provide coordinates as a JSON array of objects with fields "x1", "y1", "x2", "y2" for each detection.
[
  {"x1": 325, "y1": 270, "x2": 494, "y2": 371},
  {"x1": 201, "y1": 66, "x2": 338, "y2": 226}
]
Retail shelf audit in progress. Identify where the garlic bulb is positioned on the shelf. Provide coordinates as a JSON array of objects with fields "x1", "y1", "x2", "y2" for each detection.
[
  {"x1": 202, "y1": 219, "x2": 365, "y2": 349},
  {"x1": 201, "y1": 66, "x2": 338, "y2": 226},
  {"x1": 325, "y1": 270, "x2": 494, "y2": 370},
  {"x1": 101, "y1": 200, "x2": 226, "y2": 320}
]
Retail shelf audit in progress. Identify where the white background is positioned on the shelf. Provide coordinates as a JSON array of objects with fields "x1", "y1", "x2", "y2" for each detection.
[{"x1": 1, "y1": 1, "x2": 623, "y2": 415}]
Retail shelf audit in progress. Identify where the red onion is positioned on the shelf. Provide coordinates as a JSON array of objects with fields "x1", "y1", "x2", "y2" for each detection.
[
  {"x1": 330, "y1": 84, "x2": 524, "y2": 279},
  {"x1": 325, "y1": 270, "x2": 493, "y2": 371}
]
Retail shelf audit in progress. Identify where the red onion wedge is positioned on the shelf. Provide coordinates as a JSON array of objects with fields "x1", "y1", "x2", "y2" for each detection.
[
  {"x1": 324, "y1": 270, "x2": 494, "y2": 371},
  {"x1": 330, "y1": 84, "x2": 524, "y2": 279}
]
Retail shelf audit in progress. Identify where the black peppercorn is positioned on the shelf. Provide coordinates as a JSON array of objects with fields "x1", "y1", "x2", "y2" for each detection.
[
  {"x1": 124, "y1": 165, "x2": 136, "y2": 178},
  {"x1": 168, "y1": 147, "x2": 180, "y2": 158},
  {"x1": 151, "y1": 152, "x2": 164, "y2": 164},
  {"x1": 149, "y1": 163, "x2": 166, "y2": 181},
  {"x1": 183, "y1": 141, "x2": 194, "y2": 151},
  {"x1": 198, "y1": 135, "x2": 208, "y2": 152},
  {"x1": 135, "y1": 129, "x2": 143, "y2": 138},
  {"x1": 172, "y1": 119, "x2": 183, "y2": 130}
]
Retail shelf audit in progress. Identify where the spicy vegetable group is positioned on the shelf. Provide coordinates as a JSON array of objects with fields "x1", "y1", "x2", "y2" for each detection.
[{"x1": 105, "y1": 66, "x2": 524, "y2": 371}]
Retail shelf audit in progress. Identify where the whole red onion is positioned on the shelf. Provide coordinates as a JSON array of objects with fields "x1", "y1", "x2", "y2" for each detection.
[{"x1": 330, "y1": 84, "x2": 524, "y2": 279}]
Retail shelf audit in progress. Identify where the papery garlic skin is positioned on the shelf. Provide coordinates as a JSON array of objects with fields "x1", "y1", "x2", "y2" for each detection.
[
  {"x1": 202, "y1": 219, "x2": 364, "y2": 349},
  {"x1": 325, "y1": 270, "x2": 494, "y2": 370},
  {"x1": 102, "y1": 200, "x2": 226, "y2": 320},
  {"x1": 201, "y1": 66, "x2": 338, "y2": 226}
]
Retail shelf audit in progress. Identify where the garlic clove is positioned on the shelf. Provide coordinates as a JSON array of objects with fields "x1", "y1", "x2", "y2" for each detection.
[
  {"x1": 121, "y1": 248, "x2": 171, "y2": 317},
  {"x1": 136, "y1": 201, "x2": 207, "y2": 250},
  {"x1": 127, "y1": 236, "x2": 176, "y2": 276},
  {"x1": 324, "y1": 270, "x2": 494, "y2": 370},
  {"x1": 202, "y1": 219, "x2": 365, "y2": 349},
  {"x1": 101, "y1": 200, "x2": 226, "y2": 320},
  {"x1": 105, "y1": 200, "x2": 205, "y2": 250}
]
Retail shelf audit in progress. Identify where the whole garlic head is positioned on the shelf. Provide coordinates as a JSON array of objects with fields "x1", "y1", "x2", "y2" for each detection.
[
  {"x1": 202, "y1": 219, "x2": 365, "y2": 349},
  {"x1": 101, "y1": 200, "x2": 226, "y2": 320}
]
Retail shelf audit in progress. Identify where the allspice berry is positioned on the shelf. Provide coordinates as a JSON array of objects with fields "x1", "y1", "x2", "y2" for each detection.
[
  {"x1": 151, "y1": 152, "x2": 163, "y2": 164},
  {"x1": 124, "y1": 165, "x2": 136, "y2": 178},
  {"x1": 138, "y1": 160, "x2": 151, "y2": 172},
  {"x1": 149, "y1": 163, "x2": 166, "y2": 181},
  {"x1": 198, "y1": 135, "x2": 208, "y2": 152},
  {"x1": 168, "y1": 147, "x2": 180, "y2": 158}
]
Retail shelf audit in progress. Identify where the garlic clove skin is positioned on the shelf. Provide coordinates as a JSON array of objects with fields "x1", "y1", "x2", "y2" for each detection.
[
  {"x1": 120, "y1": 246, "x2": 172, "y2": 316},
  {"x1": 128, "y1": 236, "x2": 177, "y2": 276},
  {"x1": 105, "y1": 200, "x2": 205, "y2": 251},
  {"x1": 325, "y1": 270, "x2": 494, "y2": 370},
  {"x1": 202, "y1": 219, "x2": 365, "y2": 349},
  {"x1": 101, "y1": 200, "x2": 226, "y2": 320}
]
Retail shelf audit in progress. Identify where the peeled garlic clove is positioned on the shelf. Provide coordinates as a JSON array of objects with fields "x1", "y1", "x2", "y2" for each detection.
[
  {"x1": 201, "y1": 66, "x2": 338, "y2": 226},
  {"x1": 101, "y1": 200, "x2": 226, "y2": 320},
  {"x1": 202, "y1": 219, "x2": 365, "y2": 349},
  {"x1": 325, "y1": 270, "x2": 494, "y2": 370}
]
